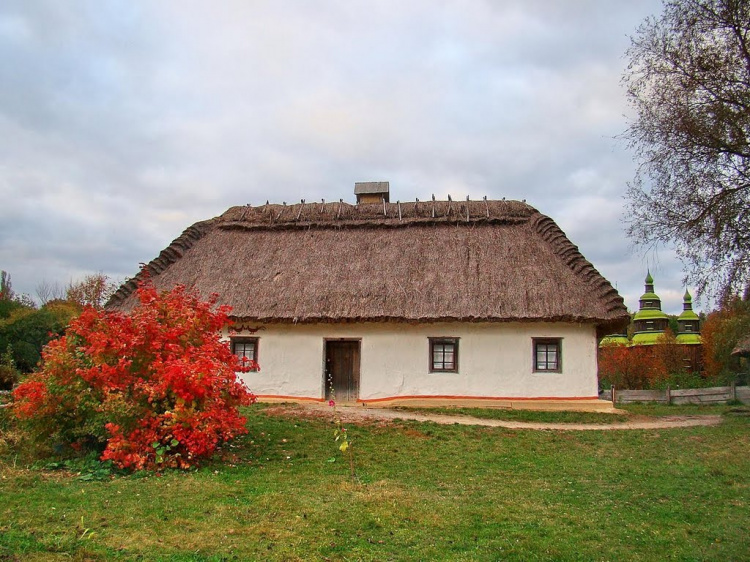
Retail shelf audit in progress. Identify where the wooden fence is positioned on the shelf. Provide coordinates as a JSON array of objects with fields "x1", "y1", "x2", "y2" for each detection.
[{"x1": 600, "y1": 384, "x2": 750, "y2": 405}]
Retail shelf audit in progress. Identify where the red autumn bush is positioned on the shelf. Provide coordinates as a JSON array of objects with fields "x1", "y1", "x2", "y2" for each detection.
[
  {"x1": 598, "y1": 330, "x2": 686, "y2": 389},
  {"x1": 599, "y1": 343, "x2": 660, "y2": 389},
  {"x1": 12, "y1": 282, "x2": 256, "y2": 470}
]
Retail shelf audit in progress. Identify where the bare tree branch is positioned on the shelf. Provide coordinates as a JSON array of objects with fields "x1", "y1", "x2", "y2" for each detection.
[{"x1": 623, "y1": 0, "x2": 750, "y2": 301}]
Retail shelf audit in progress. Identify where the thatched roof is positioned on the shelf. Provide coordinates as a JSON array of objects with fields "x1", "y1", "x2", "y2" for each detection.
[{"x1": 108, "y1": 199, "x2": 629, "y2": 333}]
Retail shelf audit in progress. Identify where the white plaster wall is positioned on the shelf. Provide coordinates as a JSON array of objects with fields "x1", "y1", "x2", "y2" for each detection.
[{"x1": 223, "y1": 322, "x2": 599, "y2": 400}]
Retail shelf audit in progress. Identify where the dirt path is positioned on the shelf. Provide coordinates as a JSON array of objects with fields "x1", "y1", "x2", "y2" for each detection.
[{"x1": 266, "y1": 404, "x2": 723, "y2": 431}]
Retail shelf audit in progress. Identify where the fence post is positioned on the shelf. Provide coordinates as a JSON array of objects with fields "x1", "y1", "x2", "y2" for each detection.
[
  {"x1": 611, "y1": 385, "x2": 616, "y2": 406},
  {"x1": 666, "y1": 385, "x2": 671, "y2": 405},
  {"x1": 731, "y1": 381, "x2": 736, "y2": 401}
]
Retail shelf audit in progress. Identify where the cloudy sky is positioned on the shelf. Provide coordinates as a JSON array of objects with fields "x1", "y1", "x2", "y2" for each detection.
[{"x1": 1, "y1": 0, "x2": 698, "y2": 314}]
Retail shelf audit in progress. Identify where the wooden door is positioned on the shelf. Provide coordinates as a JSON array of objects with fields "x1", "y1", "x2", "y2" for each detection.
[{"x1": 325, "y1": 340, "x2": 360, "y2": 402}]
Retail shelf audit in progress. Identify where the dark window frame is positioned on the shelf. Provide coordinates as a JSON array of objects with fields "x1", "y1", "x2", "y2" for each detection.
[
  {"x1": 533, "y1": 338, "x2": 562, "y2": 373},
  {"x1": 429, "y1": 337, "x2": 459, "y2": 373},
  {"x1": 231, "y1": 337, "x2": 259, "y2": 370}
]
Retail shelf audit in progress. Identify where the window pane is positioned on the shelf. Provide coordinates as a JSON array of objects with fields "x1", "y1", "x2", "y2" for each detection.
[
  {"x1": 534, "y1": 340, "x2": 560, "y2": 371},
  {"x1": 431, "y1": 339, "x2": 457, "y2": 371},
  {"x1": 232, "y1": 340, "x2": 256, "y2": 360},
  {"x1": 548, "y1": 354, "x2": 558, "y2": 370}
]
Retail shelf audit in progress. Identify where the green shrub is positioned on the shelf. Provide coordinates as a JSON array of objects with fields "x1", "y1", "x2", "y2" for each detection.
[{"x1": 0, "y1": 344, "x2": 19, "y2": 390}]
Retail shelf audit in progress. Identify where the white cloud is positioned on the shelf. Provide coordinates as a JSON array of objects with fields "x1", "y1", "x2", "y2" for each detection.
[{"x1": 1, "y1": 0, "x2": 700, "y2": 312}]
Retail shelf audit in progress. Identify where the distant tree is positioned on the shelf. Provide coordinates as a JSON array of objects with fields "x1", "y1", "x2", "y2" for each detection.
[
  {"x1": 35, "y1": 280, "x2": 65, "y2": 306},
  {"x1": 66, "y1": 273, "x2": 117, "y2": 310},
  {"x1": 0, "y1": 270, "x2": 35, "y2": 310},
  {"x1": 0, "y1": 270, "x2": 14, "y2": 301},
  {"x1": 0, "y1": 271, "x2": 121, "y2": 372},
  {"x1": 0, "y1": 344, "x2": 19, "y2": 390},
  {"x1": 668, "y1": 315, "x2": 680, "y2": 335},
  {"x1": 623, "y1": 0, "x2": 750, "y2": 302},
  {"x1": 0, "y1": 302, "x2": 78, "y2": 373},
  {"x1": 0, "y1": 297, "x2": 24, "y2": 321},
  {"x1": 701, "y1": 296, "x2": 750, "y2": 382}
]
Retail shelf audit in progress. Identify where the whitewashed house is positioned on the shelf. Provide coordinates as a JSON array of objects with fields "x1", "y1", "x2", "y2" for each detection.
[{"x1": 108, "y1": 190, "x2": 628, "y2": 408}]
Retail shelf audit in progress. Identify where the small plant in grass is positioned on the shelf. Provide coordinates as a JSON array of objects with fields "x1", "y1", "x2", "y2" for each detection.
[
  {"x1": 11, "y1": 280, "x2": 257, "y2": 470},
  {"x1": 328, "y1": 390, "x2": 357, "y2": 482}
]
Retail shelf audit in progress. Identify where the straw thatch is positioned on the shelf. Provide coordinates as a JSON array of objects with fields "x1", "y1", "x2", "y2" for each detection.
[{"x1": 108, "y1": 199, "x2": 629, "y2": 333}]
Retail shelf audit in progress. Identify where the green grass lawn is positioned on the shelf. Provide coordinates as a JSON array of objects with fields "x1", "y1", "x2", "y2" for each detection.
[{"x1": 1, "y1": 404, "x2": 748, "y2": 561}]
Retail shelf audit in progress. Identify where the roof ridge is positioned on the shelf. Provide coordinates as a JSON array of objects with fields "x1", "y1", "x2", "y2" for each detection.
[
  {"x1": 106, "y1": 218, "x2": 215, "y2": 308},
  {"x1": 529, "y1": 214, "x2": 626, "y2": 318},
  {"x1": 218, "y1": 199, "x2": 537, "y2": 228}
]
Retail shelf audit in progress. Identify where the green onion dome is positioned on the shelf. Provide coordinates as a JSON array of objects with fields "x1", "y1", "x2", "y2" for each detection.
[
  {"x1": 676, "y1": 289, "x2": 701, "y2": 345},
  {"x1": 632, "y1": 271, "x2": 669, "y2": 345}
]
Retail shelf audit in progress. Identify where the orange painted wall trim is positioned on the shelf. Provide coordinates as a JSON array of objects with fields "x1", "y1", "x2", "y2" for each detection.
[
  {"x1": 358, "y1": 394, "x2": 600, "y2": 404},
  {"x1": 254, "y1": 395, "x2": 325, "y2": 403}
]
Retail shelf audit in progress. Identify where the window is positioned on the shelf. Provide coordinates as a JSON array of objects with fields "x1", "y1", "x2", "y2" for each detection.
[
  {"x1": 231, "y1": 337, "x2": 258, "y2": 369},
  {"x1": 429, "y1": 338, "x2": 459, "y2": 373},
  {"x1": 533, "y1": 338, "x2": 562, "y2": 372},
  {"x1": 646, "y1": 320, "x2": 655, "y2": 331}
]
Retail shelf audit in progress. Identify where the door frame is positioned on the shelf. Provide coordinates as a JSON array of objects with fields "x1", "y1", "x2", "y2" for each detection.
[{"x1": 323, "y1": 338, "x2": 361, "y2": 402}]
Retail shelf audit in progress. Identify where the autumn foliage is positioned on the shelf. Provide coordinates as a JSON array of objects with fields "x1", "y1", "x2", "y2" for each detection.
[
  {"x1": 701, "y1": 297, "x2": 750, "y2": 383},
  {"x1": 598, "y1": 330, "x2": 690, "y2": 389},
  {"x1": 12, "y1": 282, "x2": 256, "y2": 470},
  {"x1": 65, "y1": 273, "x2": 118, "y2": 310}
]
